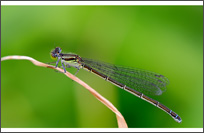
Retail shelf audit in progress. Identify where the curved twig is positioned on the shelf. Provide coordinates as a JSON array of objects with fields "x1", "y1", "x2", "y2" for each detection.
[{"x1": 1, "y1": 55, "x2": 128, "y2": 128}]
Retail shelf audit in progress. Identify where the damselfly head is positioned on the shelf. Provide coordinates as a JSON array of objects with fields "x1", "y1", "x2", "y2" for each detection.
[{"x1": 50, "y1": 47, "x2": 62, "y2": 60}]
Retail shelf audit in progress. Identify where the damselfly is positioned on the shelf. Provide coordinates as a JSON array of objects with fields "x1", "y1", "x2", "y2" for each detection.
[{"x1": 50, "y1": 47, "x2": 182, "y2": 123}]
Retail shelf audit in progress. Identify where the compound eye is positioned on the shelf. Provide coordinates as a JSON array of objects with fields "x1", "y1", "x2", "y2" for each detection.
[{"x1": 56, "y1": 47, "x2": 62, "y2": 53}]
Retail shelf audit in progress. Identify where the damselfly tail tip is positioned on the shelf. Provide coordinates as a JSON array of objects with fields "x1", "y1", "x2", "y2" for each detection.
[
  {"x1": 174, "y1": 115, "x2": 182, "y2": 123},
  {"x1": 176, "y1": 119, "x2": 182, "y2": 123}
]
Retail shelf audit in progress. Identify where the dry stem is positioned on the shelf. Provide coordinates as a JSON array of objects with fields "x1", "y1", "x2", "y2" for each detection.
[{"x1": 1, "y1": 55, "x2": 128, "y2": 128}]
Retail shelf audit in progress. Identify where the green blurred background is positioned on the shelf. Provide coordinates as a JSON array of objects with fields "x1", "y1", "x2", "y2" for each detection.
[{"x1": 1, "y1": 6, "x2": 203, "y2": 128}]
